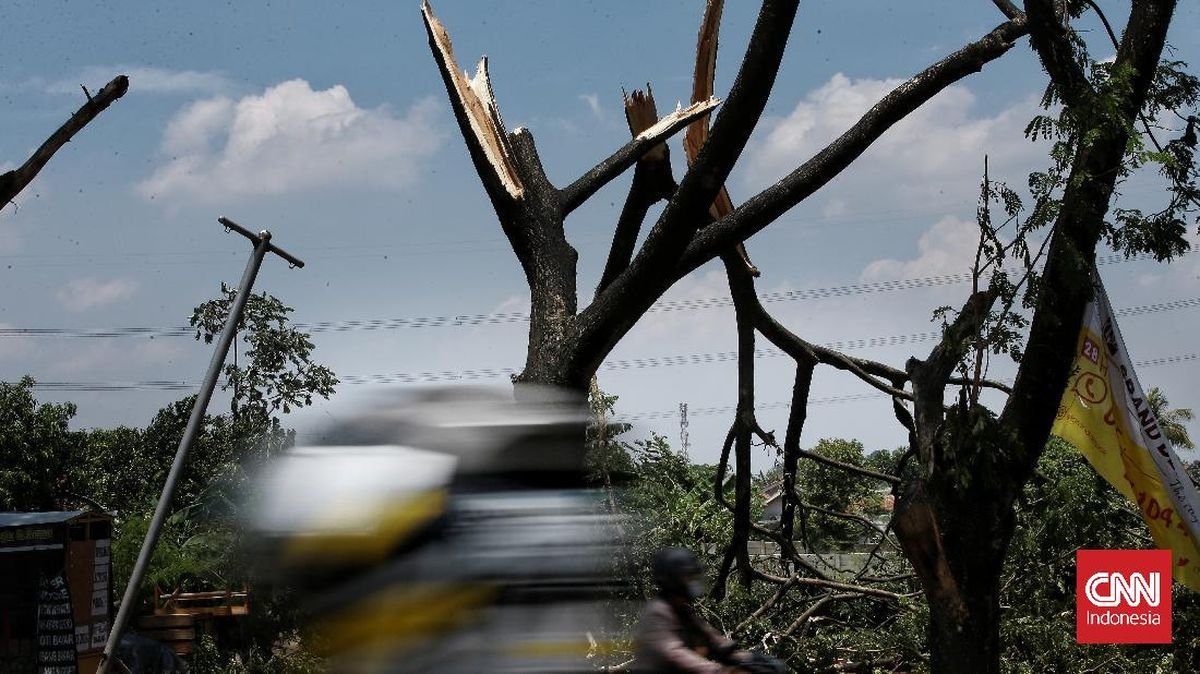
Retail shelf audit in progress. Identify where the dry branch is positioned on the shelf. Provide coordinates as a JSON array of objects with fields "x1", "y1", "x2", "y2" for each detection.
[
  {"x1": 678, "y1": 17, "x2": 1030, "y2": 273},
  {"x1": 422, "y1": 1, "x2": 523, "y2": 203},
  {"x1": 754, "y1": 569, "x2": 910, "y2": 602},
  {"x1": 734, "y1": 573, "x2": 797, "y2": 636},
  {"x1": 561, "y1": 97, "x2": 719, "y2": 215},
  {"x1": 797, "y1": 448, "x2": 902, "y2": 486},
  {"x1": 780, "y1": 362, "x2": 815, "y2": 551},
  {"x1": 908, "y1": 289, "x2": 998, "y2": 468},
  {"x1": 0, "y1": 75, "x2": 129, "y2": 209},
  {"x1": 684, "y1": 0, "x2": 758, "y2": 275},
  {"x1": 597, "y1": 88, "x2": 679, "y2": 293},
  {"x1": 1024, "y1": 0, "x2": 1094, "y2": 108},
  {"x1": 781, "y1": 592, "x2": 862, "y2": 638}
]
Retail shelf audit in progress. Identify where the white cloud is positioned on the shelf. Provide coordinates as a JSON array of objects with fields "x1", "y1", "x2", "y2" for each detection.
[
  {"x1": 43, "y1": 65, "x2": 234, "y2": 96},
  {"x1": 137, "y1": 79, "x2": 443, "y2": 201},
  {"x1": 47, "y1": 338, "x2": 184, "y2": 376},
  {"x1": 743, "y1": 74, "x2": 1043, "y2": 207},
  {"x1": 579, "y1": 93, "x2": 605, "y2": 121},
  {"x1": 55, "y1": 278, "x2": 138, "y2": 312},
  {"x1": 862, "y1": 216, "x2": 980, "y2": 281}
]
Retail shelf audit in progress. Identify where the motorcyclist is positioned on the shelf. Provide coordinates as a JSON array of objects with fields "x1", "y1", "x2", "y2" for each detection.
[{"x1": 632, "y1": 547, "x2": 754, "y2": 673}]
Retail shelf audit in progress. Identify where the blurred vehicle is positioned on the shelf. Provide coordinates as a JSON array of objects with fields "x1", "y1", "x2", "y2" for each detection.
[{"x1": 244, "y1": 386, "x2": 631, "y2": 673}]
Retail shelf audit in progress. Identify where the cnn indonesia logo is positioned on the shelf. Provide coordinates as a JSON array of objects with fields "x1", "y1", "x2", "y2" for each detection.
[{"x1": 1077, "y1": 549, "x2": 1172, "y2": 643}]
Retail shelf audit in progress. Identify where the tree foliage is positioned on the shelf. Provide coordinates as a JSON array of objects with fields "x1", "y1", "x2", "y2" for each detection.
[
  {"x1": 0, "y1": 377, "x2": 77, "y2": 511},
  {"x1": 191, "y1": 283, "x2": 338, "y2": 419},
  {"x1": 1, "y1": 287, "x2": 334, "y2": 672},
  {"x1": 1147, "y1": 386, "x2": 1195, "y2": 449}
]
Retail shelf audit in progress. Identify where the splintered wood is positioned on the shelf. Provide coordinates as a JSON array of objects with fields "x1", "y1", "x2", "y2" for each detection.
[
  {"x1": 683, "y1": 0, "x2": 756, "y2": 275},
  {"x1": 421, "y1": 1, "x2": 524, "y2": 200}
]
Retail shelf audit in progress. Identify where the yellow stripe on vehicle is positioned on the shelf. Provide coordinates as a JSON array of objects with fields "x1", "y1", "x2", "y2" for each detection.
[
  {"x1": 283, "y1": 489, "x2": 448, "y2": 564},
  {"x1": 312, "y1": 582, "x2": 496, "y2": 654}
]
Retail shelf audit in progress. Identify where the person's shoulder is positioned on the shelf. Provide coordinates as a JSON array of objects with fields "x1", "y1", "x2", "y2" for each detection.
[{"x1": 639, "y1": 597, "x2": 675, "y2": 620}]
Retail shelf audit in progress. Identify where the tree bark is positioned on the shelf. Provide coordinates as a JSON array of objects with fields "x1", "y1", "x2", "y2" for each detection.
[
  {"x1": 0, "y1": 75, "x2": 129, "y2": 209},
  {"x1": 903, "y1": 482, "x2": 1014, "y2": 673}
]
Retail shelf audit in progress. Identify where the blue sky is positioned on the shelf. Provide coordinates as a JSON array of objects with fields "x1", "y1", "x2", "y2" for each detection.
[{"x1": 2, "y1": 1, "x2": 1199, "y2": 466}]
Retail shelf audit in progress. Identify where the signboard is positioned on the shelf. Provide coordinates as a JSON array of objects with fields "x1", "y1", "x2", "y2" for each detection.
[{"x1": 37, "y1": 573, "x2": 79, "y2": 674}]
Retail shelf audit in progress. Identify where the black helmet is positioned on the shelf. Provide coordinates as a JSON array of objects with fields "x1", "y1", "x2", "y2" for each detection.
[{"x1": 652, "y1": 547, "x2": 704, "y2": 600}]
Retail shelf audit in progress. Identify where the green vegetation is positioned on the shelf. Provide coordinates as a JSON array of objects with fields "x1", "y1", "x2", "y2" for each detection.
[{"x1": 0, "y1": 286, "x2": 335, "y2": 672}]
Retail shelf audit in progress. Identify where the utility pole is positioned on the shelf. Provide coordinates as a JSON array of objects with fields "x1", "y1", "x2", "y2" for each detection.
[
  {"x1": 679, "y1": 402, "x2": 690, "y2": 459},
  {"x1": 97, "y1": 217, "x2": 303, "y2": 674}
]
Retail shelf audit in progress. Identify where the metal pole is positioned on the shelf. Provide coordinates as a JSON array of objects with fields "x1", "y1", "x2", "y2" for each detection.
[{"x1": 98, "y1": 221, "x2": 301, "y2": 674}]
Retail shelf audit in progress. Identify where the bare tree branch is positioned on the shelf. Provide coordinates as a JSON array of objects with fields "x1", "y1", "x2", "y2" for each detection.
[
  {"x1": 734, "y1": 574, "x2": 797, "y2": 636},
  {"x1": 991, "y1": 0, "x2": 1024, "y2": 20},
  {"x1": 780, "y1": 362, "x2": 815, "y2": 555},
  {"x1": 798, "y1": 448, "x2": 902, "y2": 486},
  {"x1": 684, "y1": 0, "x2": 759, "y2": 276},
  {"x1": 1024, "y1": 0, "x2": 1095, "y2": 108},
  {"x1": 781, "y1": 592, "x2": 862, "y2": 638},
  {"x1": 574, "y1": 0, "x2": 800, "y2": 351},
  {"x1": 712, "y1": 423, "x2": 739, "y2": 599},
  {"x1": 597, "y1": 88, "x2": 680, "y2": 294},
  {"x1": 799, "y1": 499, "x2": 902, "y2": 553},
  {"x1": 422, "y1": 1, "x2": 523, "y2": 208},
  {"x1": 729, "y1": 251, "x2": 758, "y2": 589},
  {"x1": 560, "y1": 97, "x2": 720, "y2": 215},
  {"x1": 754, "y1": 569, "x2": 910, "y2": 602},
  {"x1": 653, "y1": 0, "x2": 800, "y2": 247},
  {"x1": 676, "y1": 18, "x2": 1029, "y2": 273},
  {"x1": 0, "y1": 75, "x2": 129, "y2": 209}
]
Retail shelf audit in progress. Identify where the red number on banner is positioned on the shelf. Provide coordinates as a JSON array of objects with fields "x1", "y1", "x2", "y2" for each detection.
[
  {"x1": 1082, "y1": 338, "x2": 1101, "y2": 364},
  {"x1": 1159, "y1": 508, "x2": 1175, "y2": 528}
]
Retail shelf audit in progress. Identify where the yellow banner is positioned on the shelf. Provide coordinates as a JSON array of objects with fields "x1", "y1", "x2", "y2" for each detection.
[{"x1": 1053, "y1": 274, "x2": 1200, "y2": 591}]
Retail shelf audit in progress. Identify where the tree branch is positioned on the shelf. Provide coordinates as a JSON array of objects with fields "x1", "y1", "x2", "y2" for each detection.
[
  {"x1": 597, "y1": 88, "x2": 680, "y2": 294},
  {"x1": 734, "y1": 574, "x2": 796, "y2": 636},
  {"x1": 653, "y1": 0, "x2": 800, "y2": 249},
  {"x1": 676, "y1": 17, "x2": 1029, "y2": 273},
  {"x1": 683, "y1": 0, "x2": 759, "y2": 277},
  {"x1": 1002, "y1": 0, "x2": 1178, "y2": 468},
  {"x1": 0, "y1": 75, "x2": 129, "y2": 209},
  {"x1": 907, "y1": 289, "x2": 998, "y2": 469},
  {"x1": 422, "y1": 1, "x2": 524, "y2": 208},
  {"x1": 800, "y1": 500, "x2": 897, "y2": 546},
  {"x1": 798, "y1": 448, "x2": 902, "y2": 486},
  {"x1": 991, "y1": 0, "x2": 1024, "y2": 20},
  {"x1": 729, "y1": 251, "x2": 758, "y2": 589},
  {"x1": 1024, "y1": 0, "x2": 1094, "y2": 109},
  {"x1": 560, "y1": 97, "x2": 719, "y2": 215},
  {"x1": 575, "y1": 0, "x2": 800, "y2": 347},
  {"x1": 753, "y1": 569, "x2": 909, "y2": 602},
  {"x1": 780, "y1": 362, "x2": 815, "y2": 557},
  {"x1": 781, "y1": 592, "x2": 862, "y2": 638}
]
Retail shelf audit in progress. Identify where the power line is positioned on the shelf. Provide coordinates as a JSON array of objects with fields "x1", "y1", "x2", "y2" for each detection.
[
  {"x1": 0, "y1": 251, "x2": 1171, "y2": 339},
  {"x1": 624, "y1": 355, "x2": 1200, "y2": 422},
  {"x1": 623, "y1": 393, "x2": 883, "y2": 421},
  {"x1": 29, "y1": 348, "x2": 1196, "y2": 416},
  {"x1": 17, "y1": 292, "x2": 1200, "y2": 392},
  {"x1": 21, "y1": 345, "x2": 1200, "y2": 393}
]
